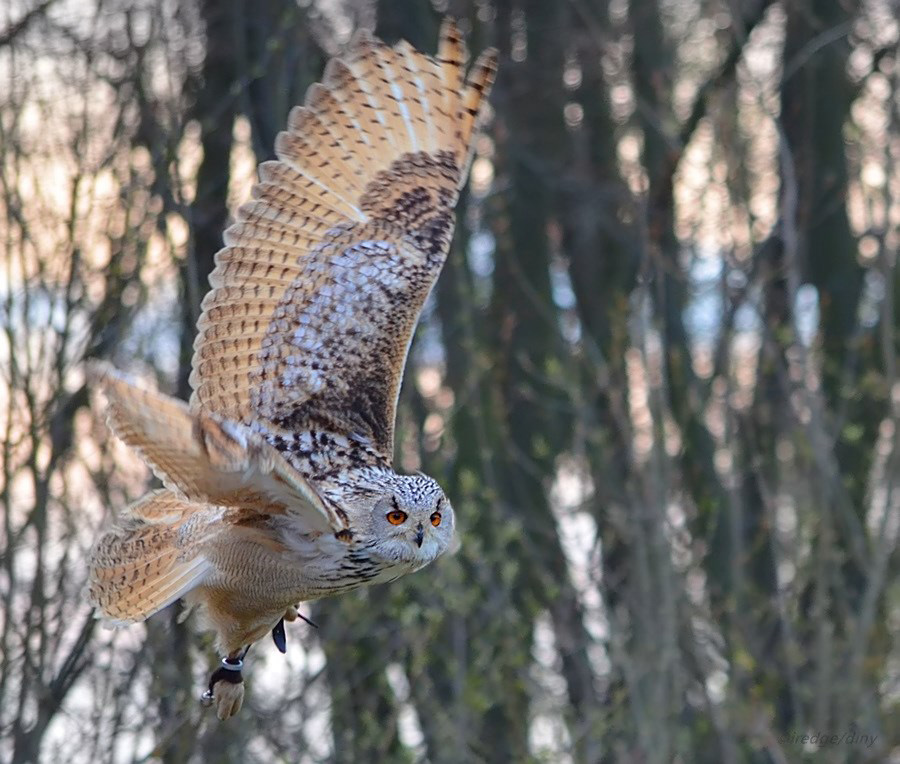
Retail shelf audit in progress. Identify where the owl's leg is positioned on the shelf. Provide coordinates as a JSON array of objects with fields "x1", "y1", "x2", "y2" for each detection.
[{"x1": 201, "y1": 646, "x2": 248, "y2": 720}]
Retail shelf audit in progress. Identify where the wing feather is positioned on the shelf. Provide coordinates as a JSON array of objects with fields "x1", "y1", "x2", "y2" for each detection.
[
  {"x1": 94, "y1": 363, "x2": 343, "y2": 532},
  {"x1": 436, "y1": 18, "x2": 468, "y2": 156}
]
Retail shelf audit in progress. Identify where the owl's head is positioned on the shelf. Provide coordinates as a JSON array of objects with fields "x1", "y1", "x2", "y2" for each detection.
[{"x1": 357, "y1": 472, "x2": 455, "y2": 568}]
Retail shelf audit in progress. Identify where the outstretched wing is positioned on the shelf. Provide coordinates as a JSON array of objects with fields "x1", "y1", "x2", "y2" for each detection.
[
  {"x1": 94, "y1": 363, "x2": 343, "y2": 532},
  {"x1": 189, "y1": 20, "x2": 497, "y2": 461}
]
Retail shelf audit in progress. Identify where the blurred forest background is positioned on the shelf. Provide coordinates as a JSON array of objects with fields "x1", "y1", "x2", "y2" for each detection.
[{"x1": 2, "y1": 0, "x2": 899, "y2": 761}]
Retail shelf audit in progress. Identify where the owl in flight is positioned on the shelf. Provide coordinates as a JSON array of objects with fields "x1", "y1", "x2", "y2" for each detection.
[{"x1": 88, "y1": 20, "x2": 496, "y2": 719}]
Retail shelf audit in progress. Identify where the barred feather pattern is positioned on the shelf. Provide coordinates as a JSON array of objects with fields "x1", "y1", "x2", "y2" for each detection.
[{"x1": 88, "y1": 490, "x2": 222, "y2": 623}]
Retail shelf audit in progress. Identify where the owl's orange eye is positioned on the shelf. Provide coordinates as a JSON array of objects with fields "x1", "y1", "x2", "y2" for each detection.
[
  {"x1": 386, "y1": 510, "x2": 408, "y2": 525},
  {"x1": 430, "y1": 512, "x2": 442, "y2": 527}
]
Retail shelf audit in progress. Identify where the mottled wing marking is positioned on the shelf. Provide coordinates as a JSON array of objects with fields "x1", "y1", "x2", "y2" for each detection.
[
  {"x1": 88, "y1": 490, "x2": 220, "y2": 623},
  {"x1": 94, "y1": 363, "x2": 343, "y2": 532},
  {"x1": 189, "y1": 20, "x2": 498, "y2": 462},
  {"x1": 251, "y1": 223, "x2": 444, "y2": 456}
]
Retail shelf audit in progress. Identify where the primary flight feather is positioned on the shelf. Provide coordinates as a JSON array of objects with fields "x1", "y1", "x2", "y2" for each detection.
[{"x1": 88, "y1": 19, "x2": 497, "y2": 719}]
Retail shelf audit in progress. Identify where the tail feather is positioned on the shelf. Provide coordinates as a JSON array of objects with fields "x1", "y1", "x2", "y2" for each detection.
[{"x1": 88, "y1": 490, "x2": 218, "y2": 623}]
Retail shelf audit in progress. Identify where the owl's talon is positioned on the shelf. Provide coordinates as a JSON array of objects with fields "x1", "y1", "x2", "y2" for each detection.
[{"x1": 272, "y1": 618, "x2": 287, "y2": 653}]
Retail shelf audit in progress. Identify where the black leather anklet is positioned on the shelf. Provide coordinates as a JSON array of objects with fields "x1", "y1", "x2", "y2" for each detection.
[{"x1": 208, "y1": 657, "x2": 243, "y2": 691}]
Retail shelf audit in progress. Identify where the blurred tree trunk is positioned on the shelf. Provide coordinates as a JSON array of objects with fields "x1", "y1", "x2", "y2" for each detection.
[
  {"x1": 780, "y1": 0, "x2": 869, "y2": 542},
  {"x1": 559, "y1": 3, "x2": 638, "y2": 756},
  {"x1": 485, "y1": 0, "x2": 601, "y2": 758},
  {"x1": 375, "y1": 0, "x2": 441, "y2": 50},
  {"x1": 630, "y1": 0, "x2": 729, "y2": 602},
  {"x1": 630, "y1": 1, "x2": 792, "y2": 757},
  {"x1": 628, "y1": 3, "x2": 699, "y2": 754},
  {"x1": 177, "y1": 0, "x2": 239, "y2": 397},
  {"x1": 240, "y1": 0, "x2": 325, "y2": 159},
  {"x1": 777, "y1": 0, "x2": 878, "y2": 733},
  {"x1": 782, "y1": 0, "x2": 863, "y2": 402}
]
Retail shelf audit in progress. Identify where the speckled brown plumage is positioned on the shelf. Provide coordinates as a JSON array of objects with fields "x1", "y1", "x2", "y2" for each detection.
[{"x1": 87, "y1": 18, "x2": 496, "y2": 720}]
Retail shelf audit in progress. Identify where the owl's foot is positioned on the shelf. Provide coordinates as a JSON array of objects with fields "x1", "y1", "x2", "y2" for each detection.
[{"x1": 200, "y1": 655, "x2": 245, "y2": 720}]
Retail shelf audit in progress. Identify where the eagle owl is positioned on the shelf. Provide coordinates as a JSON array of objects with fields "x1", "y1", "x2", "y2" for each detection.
[{"x1": 88, "y1": 20, "x2": 497, "y2": 719}]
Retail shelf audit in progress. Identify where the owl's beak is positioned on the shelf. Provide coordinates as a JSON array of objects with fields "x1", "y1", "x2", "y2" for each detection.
[{"x1": 414, "y1": 523, "x2": 424, "y2": 548}]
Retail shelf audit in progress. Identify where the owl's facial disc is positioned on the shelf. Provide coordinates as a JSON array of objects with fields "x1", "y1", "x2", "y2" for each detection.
[{"x1": 371, "y1": 479, "x2": 454, "y2": 566}]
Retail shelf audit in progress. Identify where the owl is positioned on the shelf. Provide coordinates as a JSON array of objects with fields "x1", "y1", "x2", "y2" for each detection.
[{"x1": 87, "y1": 19, "x2": 497, "y2": 719}]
